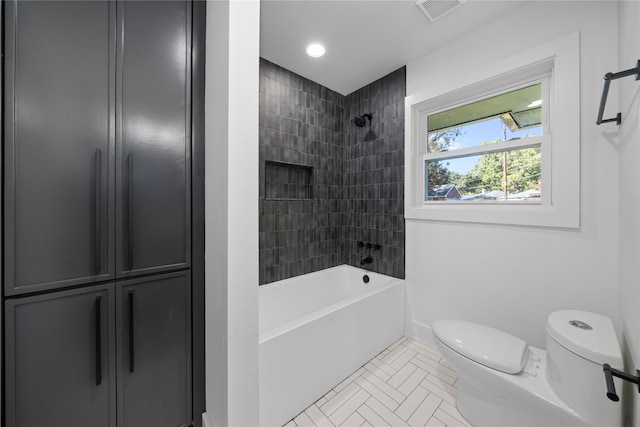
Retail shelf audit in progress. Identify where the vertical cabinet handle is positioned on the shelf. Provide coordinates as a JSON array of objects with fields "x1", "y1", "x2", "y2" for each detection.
[
  {"x1": 95, "y1": 149, "x2": 102, "y2": 274},
  {"x1": 126, "y1": 153, "x2": 134, "y2": 270},
  {"x1": 95, "y1": 296, "x2": 102, "y2": 386},
  {"x1": 128, "y1": 289, "x2": 135, "y2": 373}
]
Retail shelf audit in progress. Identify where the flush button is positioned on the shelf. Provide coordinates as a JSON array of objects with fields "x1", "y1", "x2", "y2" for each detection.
[{"x1": 569, "y1": 320, "x2": 593, "y2": 330}]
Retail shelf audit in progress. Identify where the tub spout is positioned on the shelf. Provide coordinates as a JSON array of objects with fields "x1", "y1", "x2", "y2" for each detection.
[{"x1": 360, "y1": 256, "x2": 373, "y2": 265}]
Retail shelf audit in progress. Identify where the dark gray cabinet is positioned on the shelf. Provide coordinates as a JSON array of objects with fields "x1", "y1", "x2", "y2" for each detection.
[
  {"x1": 5, "y1": 273, "x2": 191, "y2": 427},
  {"x1": 117, "y1": 272, "x2": 192, "y2": 427},
  {"x1": 3, "y1": 0, "x2": 116, "y2": 295},
  {"x1": 3, "y1": 0, "x2": 200, "y2": 426},
  {"x1": 4, "y1": 0, "x2": 192, "y2": 295},
  {"x1": 116, "y1": 1, "x2": 191, "y2": 278},
  {"x1": 5, "y1": 285, "x2": 117, "y2": 427}
]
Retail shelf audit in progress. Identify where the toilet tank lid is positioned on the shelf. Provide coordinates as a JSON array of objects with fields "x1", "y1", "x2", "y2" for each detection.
[
  {"x1": 432, "y1": 320, "x2": 529, "y2": 374},
  {"x1": 546, "y1": 310, "x2": 622, "y2": 367}
]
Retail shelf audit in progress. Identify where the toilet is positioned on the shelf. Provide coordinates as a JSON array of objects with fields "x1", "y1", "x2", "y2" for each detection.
[{"x1": 432, "y1": 310, "x2": 623, "y2": 427}]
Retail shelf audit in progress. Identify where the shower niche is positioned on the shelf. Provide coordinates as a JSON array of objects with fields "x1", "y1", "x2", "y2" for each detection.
[{"x1": 264, "y1": 161, "x2": 314, "y2": 200}]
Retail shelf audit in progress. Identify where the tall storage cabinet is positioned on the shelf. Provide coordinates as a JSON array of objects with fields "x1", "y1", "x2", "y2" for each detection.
[
  {"x1": 4, "y1": 0, "x2": 116, "y2": 296},
  {"x1": 3, "y1": 1, "x2": 203, "y2": 426},
  {"x1": 117, "y1": 0, "x2": 191, "y2": 279}
]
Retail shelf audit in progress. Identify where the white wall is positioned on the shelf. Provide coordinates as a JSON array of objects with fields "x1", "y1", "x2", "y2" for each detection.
[
  {"x1": 204, "y1": 1, "x2": 260, "y2": 426},
  {"x1": 617, "y1": 1, "x2": 640, "y2": 424},
  {"x1": 405, "y1": 1, "x2": 620, "y2": 349}
]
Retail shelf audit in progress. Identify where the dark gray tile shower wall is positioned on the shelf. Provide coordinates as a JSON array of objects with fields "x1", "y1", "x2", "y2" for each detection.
[
  {"x1": 259, "y1": 59, "x2": 345, "y2": 285},
  {"x1": 343, "y1": 68, "x2": 406, "y2": 279},
  {"x1": 259, "y1": 58, "x2": 406, "y2": 285}
]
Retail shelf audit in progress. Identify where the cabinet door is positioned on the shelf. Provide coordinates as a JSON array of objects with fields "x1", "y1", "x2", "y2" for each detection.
[
  {"x1": 116, "y1": 1, "x2": 192, "y2": 278},
  {"x1": 5, "y1": 285, "x2": 116, "y2": 427},
  {"x1": 3, "y1": 1, "x2": 116, "y2": 295},
  {"x1": 117, "y1": 271, "x2": 192, "y2": 427}
]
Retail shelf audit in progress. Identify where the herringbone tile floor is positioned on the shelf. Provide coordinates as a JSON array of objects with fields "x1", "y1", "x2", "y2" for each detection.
[{"x1": 283, "y1": 337, "x2": 472, "y2": 427}]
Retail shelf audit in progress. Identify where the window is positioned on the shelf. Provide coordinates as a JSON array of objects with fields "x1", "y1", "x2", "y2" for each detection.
[
  {"x1": 425, "y1": 82, "x2": 547, "y2": 203},
  {"x1": 405, "y1": 32, "x2": 580, "y2": 228}
]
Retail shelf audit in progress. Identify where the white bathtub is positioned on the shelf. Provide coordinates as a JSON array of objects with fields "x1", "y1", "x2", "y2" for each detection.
[{"x1": 259, "y1": 264, "x2": 405, "y2": 426}]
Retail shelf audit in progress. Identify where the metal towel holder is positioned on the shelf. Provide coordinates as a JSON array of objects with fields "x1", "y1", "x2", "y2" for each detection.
[
  {"x1": 596, "y1": 60, "x2": 640, "y2": 126},
  {"x1": 602, "y1": 364, "x2": 640, "y2": 401}
]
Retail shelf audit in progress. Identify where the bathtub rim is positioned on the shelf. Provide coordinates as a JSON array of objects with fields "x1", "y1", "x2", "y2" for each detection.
[
  {"x1": 259, "y1": 263, "x2": 392, "y2": 292},
  {"x1": 259, "y1": 265, "x2": 404, "y2": 344}
]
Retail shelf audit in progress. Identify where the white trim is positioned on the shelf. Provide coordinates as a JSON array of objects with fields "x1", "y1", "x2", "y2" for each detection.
[
  {"x1": 424, "y1": 136, "x2": 543, "y2": 162},
  {"x1": 405, "y1": 32, "x2": 580, "y2": 228},
  {"x1": 202, "y1": 413, "x2": 212, "y2": 427},
  {"x1": 404, "y1": 318, "x2": 436, "y2": 348}
]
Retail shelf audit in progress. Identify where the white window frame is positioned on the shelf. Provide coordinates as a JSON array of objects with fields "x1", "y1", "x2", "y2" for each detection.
[{"x1": 405, "y1": 32, "x2": 580, "y2": 228}]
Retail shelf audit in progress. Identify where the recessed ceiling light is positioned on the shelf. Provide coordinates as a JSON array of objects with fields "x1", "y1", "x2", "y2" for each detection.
[
  {"x1": 306, "y1": 43, "x2": 326, "y2": 58},
  {"x1": 527, "y1": 99, "x2": 542, "y2": 108}
]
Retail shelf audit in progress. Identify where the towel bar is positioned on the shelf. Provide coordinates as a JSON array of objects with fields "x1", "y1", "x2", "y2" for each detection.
[{"x1": 596, "y1": 60, "x2": 640, "y2": 126}]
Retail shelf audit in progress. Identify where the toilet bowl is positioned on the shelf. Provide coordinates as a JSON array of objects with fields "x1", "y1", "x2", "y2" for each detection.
[{"x1": 432, "y1": 310, "x2": 623, "y2": 427}]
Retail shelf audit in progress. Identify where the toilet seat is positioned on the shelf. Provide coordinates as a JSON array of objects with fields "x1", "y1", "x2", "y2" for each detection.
[{"x1": 432, "y1": 320, "x2": 529, "y2": 374}]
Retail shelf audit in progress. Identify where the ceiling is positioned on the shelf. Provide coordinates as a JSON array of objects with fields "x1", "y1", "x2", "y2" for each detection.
[{"x1": 260, "y1": 0, "x2": 532, "y2": 96}]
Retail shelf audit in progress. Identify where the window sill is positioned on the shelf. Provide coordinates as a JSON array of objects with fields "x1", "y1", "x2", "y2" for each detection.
[{"x1": 405, "y1": 202, "x2": 579, "y2": 228}]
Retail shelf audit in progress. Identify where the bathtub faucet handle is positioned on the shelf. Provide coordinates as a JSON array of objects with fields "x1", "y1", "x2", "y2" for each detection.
[{"x1": 360, "y1": 256, "x2": 373, "y2": 265}]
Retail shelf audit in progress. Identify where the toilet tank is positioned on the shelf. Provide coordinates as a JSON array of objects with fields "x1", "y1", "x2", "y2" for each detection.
[{"x1": 545, "y1": 310, "x2": 623, "y2": 427}]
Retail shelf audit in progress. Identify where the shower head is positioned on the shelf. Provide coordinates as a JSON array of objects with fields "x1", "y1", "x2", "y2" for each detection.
[{"x1": 354, "y1": 113, "x2": 372, "y2": 128}]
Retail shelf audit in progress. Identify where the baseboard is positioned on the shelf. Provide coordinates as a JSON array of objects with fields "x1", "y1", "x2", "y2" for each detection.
[
  {"x1": 405, "y1": 318, "x2": 436, "y2": 348},
  {"x1": 202, "y1": 412, "x2": 211, "y2": 427}
]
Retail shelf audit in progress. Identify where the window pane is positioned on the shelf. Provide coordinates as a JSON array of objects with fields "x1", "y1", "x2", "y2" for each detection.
[
  {"x1": 427, "y1": 84, "x2": 542, "y2": 154},
  {"x1": 425, "y1": 146, "x2": 541, "y2": 202}
]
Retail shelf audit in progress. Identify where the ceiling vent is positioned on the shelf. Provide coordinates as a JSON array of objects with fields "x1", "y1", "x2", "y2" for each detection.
[{"x1": 416, "y1": 0, "x2": 465, "y2": 22}]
